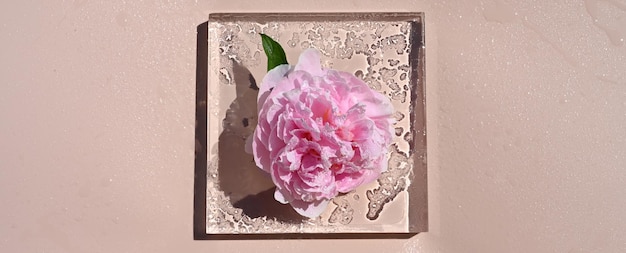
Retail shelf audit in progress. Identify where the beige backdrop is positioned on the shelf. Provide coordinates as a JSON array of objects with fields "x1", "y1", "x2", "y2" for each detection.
[{"x1": 1, "y1": 0, "x2": 625, "y2": 252}]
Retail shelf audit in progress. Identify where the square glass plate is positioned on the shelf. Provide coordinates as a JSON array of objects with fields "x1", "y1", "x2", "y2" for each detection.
[{"x1": 203, "y1": 12, "x2": 426, "y2": 236}]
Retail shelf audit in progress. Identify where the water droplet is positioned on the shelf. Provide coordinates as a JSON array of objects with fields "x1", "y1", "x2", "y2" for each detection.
[{"x1": 394, "y1": 127, "x2": 403, "y2": 136}]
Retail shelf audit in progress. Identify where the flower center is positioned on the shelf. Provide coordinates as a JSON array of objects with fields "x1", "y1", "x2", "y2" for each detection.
[
  {"x1": 322, "y1": 108, "x2": 332, "y2": 123},
  {"x1": 330, "y1": 164, "x2": 341, "y2": 172}
]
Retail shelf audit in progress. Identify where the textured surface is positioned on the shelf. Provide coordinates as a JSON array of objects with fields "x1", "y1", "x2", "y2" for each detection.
[
  {"x1": 1, "y1": 0, "x2": 626, "y2": 252},
  {"x1": 205, "y1": 13, "x2": 426, "y2": 234}
]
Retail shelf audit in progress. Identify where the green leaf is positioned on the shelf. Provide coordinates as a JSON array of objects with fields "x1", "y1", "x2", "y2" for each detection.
[{"x1": 260, "y1": 33, "x2": 288, "y2": 71}]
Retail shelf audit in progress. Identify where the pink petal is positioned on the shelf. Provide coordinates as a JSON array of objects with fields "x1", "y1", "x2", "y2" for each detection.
[
  {"x1": 257, "y1": 64, "x2": 291, "y2": 113},
  {"x1": 252, "y1": 129, "x2": 271, "y2": 172},
  {"x1": 289, "y1": 198, "x2": 330, "y2": 218},
  {"x1": 294, "y1": 48, "x2": 324, "y2": 77},
  {"x1": 274, "y1": 188, "x2": 290, "y2": 204},
  {"x1": 251, "y1": 48, "x2": 395, "y2": 219},
  {"x1": 335, "y1": 172, "x2": 364, "y2": 192},
  {"x1": 244, "y1": 134, "x2": 253, "y2": 154}
]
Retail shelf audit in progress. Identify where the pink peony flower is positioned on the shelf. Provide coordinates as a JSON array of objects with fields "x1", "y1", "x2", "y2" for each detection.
[{"x1": 249, "y1": 48, "x2": 394, "y2": 218}]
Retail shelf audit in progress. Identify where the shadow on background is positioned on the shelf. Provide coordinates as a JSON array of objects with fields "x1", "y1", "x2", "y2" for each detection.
[{"x1": 193, "y1": 21, "x2": 418, "y2": 240}]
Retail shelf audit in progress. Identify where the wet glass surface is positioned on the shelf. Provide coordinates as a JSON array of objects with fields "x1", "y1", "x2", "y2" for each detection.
[{"x1": 204, "y1": 12, "x2": 426, "y2": 235}]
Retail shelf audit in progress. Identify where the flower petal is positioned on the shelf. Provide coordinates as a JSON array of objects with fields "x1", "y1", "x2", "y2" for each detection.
[
  {"x1": 252, "y1": 48, "x2": 395, "y2": 219},
  {"x1": 289, "y1": 199, "x2": 330, "y2": 218},
  {"x1": 244, "y1": 134, "x2": 253, "y2": 154},
  {"x1": 294, "y1": 48, "x2": 324, "y2": 77},
  {"x1": 257, "y1": 64, "x2": 291, "y2": 113},
  {"x1": 274, "y1": 188, "x2": 291, "y2": 204}
]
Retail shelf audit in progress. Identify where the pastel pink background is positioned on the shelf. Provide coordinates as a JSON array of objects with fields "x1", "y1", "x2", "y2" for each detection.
[{"x1": 1, "y1": 0, "x2": 625, "y2": 252}]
